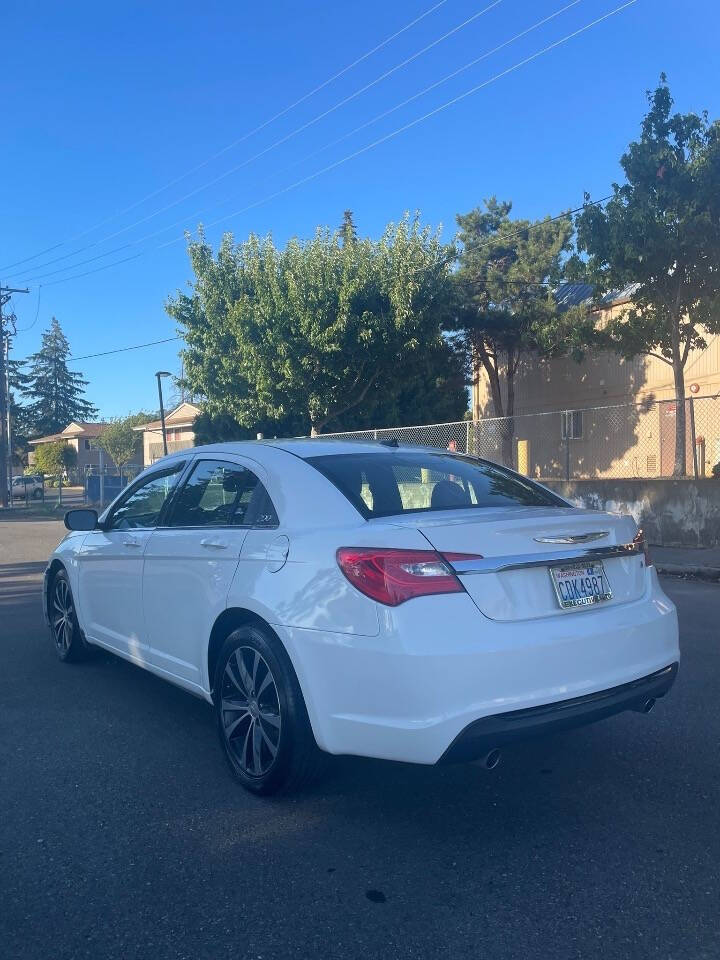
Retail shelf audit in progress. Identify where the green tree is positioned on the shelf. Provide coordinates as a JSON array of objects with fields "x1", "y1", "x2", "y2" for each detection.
[
  {"x1": 193, "y1": 412, "x2": 248, "y2": 445},
  {"x1": 449, "y1": 197, "x2": 585, "y2": 466},
  {"x1": 169, "y1": 215, "x2": 466, "y2": 436},
  {"x1": 339, "y1": 209, "x2": 357, "y2": 246},
  {"x1": 575, "y1": 76, "x2": 720, "y2": 475},
  {"x1": 192, "y1": 411, "x2": 307, "y2": 444},
  {"x1": 34, "y1": 440, "x2": 77, "y2": 477},
  {"x1": 96, "y1": 412, "x2": 150, "y2": 471},
  {"x1": 24, "y1": 317, "x2": 97, "y2": 436},
  {"x1": 7, "y1": 356, "x2": 32, "y2": 467}
]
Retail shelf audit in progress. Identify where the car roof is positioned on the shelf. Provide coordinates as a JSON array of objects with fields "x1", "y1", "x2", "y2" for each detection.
[
  {"x1": 261, "y1": 438, "x2": 423, "y2": 457},
  {"x1": 161, "y1": 438, "x2": 438, "y2": 461}
]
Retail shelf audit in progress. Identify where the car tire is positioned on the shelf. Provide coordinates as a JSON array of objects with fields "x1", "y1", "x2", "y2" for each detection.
[
  {"x1": 49, "y1": 569, "x2": 91, "y2": 662},
  {"x1": 214, "y1": 624, "x2": 327, "y2": 796},
  {"x1": 33, "y1": 488, "x2": 43, "y2": 500}
]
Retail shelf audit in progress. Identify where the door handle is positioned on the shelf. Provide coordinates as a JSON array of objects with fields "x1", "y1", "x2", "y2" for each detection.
[
  {"x1": 200, "y1": 539, "x2": 228, "y2": 550},
  {"x1": 123, "y1": 539, "x2": 141, "y2": 548}
]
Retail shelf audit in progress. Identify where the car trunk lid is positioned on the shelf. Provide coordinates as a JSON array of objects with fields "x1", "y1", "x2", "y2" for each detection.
[{"x1": 381, "y1": 506, "x2": 646, "y2": 621}]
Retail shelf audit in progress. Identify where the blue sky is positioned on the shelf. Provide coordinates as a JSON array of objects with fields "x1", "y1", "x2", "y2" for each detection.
[{"x1": 2, "y1": 0, "x2": 718, "y2": 417}]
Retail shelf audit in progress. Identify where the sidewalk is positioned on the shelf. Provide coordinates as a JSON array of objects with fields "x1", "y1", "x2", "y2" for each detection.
[{"x1": 653, "y1": 546, "x2": 720, "y2": 581}]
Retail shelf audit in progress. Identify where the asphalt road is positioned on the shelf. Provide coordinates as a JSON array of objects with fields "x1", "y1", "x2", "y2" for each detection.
[{"x1": 1, "y1": 520, "x2": 719, "y2": 960}]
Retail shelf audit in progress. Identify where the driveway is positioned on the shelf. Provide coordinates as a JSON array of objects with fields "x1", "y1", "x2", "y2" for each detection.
[{"x1": 1, "y1": 520, "x2": 718, "y2": 960}]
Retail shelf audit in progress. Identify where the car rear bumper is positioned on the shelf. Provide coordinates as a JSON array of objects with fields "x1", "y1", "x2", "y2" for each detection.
[
  {"x1": 277, "y1": 568, "x2": 680, "y2": 765},
  {"x1": 438, "y1": 662, "x2": 678, "y2": 763}
]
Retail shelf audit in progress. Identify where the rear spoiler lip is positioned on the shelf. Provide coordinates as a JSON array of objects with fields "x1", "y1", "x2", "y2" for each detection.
[{"x1": 449, "y1": 542, "x2": 643, "y2": 576}]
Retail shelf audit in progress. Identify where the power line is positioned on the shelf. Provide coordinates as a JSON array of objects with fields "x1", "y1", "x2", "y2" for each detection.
[
  {"x1": 0, "y1": 243, "x2": 64, "y2": 273},
  {"x1": 198, "y1": 4, "x2": 635, "y2": 237},
  {"x1": 41, "y1": 252, "x2": 146, "y2": 287},
  {"x1": 14, "y1": 285, "x2": 43, "y2": 333},
  {"x1": 19, "y1": 243, "x2": 136, "y2": 283},
  {"x1": 12, "y1": 0, "x2": 503, "y2": 282},
  {"x1": 1, "y1": 0, "x2": 451, "y2": 274},
  {"x1": 30, "y1": 2, "x2": 636, "y2": 291},
  {"x1": 261, "y1": 0, "x2": 586, "y2": 185},
  {"x1": 19, "y1": 0, "x2": 584, "y2": 286},
  {"x1": 464, "y1": 195, "x2": 613, "y2": 252},
  {"x1": 69, "y1": 336, "x2": 181, "y2": 362}
]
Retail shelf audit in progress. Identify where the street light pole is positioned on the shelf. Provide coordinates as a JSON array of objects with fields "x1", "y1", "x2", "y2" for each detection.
[{"x1": 155, "y1": 371, "x2": 171, "y2": 457}]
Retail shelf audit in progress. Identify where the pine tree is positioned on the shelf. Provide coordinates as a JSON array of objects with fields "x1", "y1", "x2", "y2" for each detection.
[
  {"x1": 7, "y1": 356, "x2": 33, "y2": 465},
  {"x1": 339, "y1": 209, "x2": 357, "y2": 246},
  {"x1": 25, "y1": 317, "x2": 97, "y2": 436}
]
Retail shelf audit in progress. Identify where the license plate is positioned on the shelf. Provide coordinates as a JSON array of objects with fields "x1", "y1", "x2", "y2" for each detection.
[{"x1": 549, "y1": 561, "x2": 612, "y2": 609}]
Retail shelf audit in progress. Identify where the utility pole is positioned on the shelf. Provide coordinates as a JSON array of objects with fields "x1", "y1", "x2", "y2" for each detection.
[{"x1": 0, "y1": 284, "x2": 29, "y2": 508}]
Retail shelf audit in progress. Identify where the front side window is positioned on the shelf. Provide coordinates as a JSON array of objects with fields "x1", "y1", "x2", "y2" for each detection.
[
  {"x1": 108, "y1": 463, "x2": 185, "y2": 530},
  {"x1": 306, "y1": 451, "x2": 566, "y2": 520},
  {"x1": 168, "y1": 460, "x2": 278, "y2": 528}
]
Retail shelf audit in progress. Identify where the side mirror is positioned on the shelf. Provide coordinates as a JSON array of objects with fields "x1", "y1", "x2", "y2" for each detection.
[{"x1": 64, "y1": 509, "x2": 99, "y2": 531}]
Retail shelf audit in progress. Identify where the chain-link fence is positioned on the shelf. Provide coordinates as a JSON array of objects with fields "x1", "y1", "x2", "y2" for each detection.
[{"x1": 319, "y1": 395, "x2": 720, "y2": 480}]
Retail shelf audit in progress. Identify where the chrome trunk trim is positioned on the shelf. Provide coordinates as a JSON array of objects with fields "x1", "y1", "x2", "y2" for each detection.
[
  {"x1": 449, "y1": 542, "x2": 643, "y2": 576},
  {"x1": 533, "y1": 531, "x2": 609, "y2": 545}
]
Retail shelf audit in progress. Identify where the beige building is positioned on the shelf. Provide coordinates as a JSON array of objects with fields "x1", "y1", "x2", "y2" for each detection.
[
  {"x1": 134, "y1": 401, "x2": 201, "y2": 466},
  {"x1": 28, "y1": 421, "x2": 119, "y2": 474},
  {"x1": 471, "y1": 284, "x2": 720, "y2": 479}
]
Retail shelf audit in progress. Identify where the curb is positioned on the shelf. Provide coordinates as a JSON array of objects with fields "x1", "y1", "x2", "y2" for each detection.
[{"x1": 656, "y1": 563, "x2": 720, "y2": 582}]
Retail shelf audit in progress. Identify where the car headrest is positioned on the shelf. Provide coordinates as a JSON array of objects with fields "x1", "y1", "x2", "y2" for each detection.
[{"x1": 430, "y1": 479, "x2": 470, "y2": 511}]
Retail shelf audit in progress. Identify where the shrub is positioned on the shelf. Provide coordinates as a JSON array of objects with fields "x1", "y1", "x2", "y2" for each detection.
[{"x1": 34, "y1": 440, "x2": 77, "y2": 477}]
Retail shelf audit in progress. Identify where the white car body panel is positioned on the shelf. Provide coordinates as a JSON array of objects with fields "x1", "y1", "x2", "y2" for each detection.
[
  {"x1": 45, "y1": 439, "x2": 680, "y2": 766},
  {"x1": 143, "y1": 526, "x2": 248, "y2": 688},
  {"x1": 77, "y1": 529, "x2": 153, "y2": 660},
  {"x1": 281, "y1": 568, "x2": 677, "y2": 762}
]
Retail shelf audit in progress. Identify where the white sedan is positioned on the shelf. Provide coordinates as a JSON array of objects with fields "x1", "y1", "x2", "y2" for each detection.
[{"x1": 46, "y1": 440, "x2": 679, "y2": 795}]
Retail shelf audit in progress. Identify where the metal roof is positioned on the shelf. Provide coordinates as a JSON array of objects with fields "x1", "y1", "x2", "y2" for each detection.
[{"x1": 554, "y1": 281, "x2": 640, "y2": 310}]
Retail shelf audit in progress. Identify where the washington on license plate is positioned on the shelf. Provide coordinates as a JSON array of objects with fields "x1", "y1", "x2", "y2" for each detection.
[{"x1": 550, "y1": 561, "x2": 612, "y2": 609}]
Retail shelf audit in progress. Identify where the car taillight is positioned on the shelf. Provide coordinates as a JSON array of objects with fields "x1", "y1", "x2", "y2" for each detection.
[
  {"x1": 336, "y1": 547, "x2": 468, "y2": 606},
  {"x1": 633, "y1": 529, "x2": 652, "y2": 566}
]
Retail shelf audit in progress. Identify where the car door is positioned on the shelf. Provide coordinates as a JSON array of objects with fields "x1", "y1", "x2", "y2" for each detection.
[
  {"x1": 142, "y1": 457, "x2": 278, "y2": 691},
  {"x1": 76, "y1": 461, "x2": 187, "y2": 662}
]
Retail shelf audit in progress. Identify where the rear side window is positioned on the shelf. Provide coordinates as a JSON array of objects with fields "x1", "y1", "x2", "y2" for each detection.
[
  {"x1": 168, "y1": 460, "x2": 278, "y2": 528},
  {"x1": 306, "y1": 451, "x2": 566, "y2": 519}
]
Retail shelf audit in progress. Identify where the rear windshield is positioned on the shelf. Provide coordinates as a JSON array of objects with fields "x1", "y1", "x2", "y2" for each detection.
[{"x1": 306, "y1": 451, "x2": 567, "y2": 519}]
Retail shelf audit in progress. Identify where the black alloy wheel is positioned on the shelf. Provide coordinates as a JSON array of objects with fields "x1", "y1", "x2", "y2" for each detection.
[
  {"x1": 214, "y1": 624, "x2": 327, "y2": 796},
  {"x1": 50, "y1": 569, "x2": 89, "y2": 662}
]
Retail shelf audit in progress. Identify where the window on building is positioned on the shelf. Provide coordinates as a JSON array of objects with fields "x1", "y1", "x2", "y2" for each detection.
[
  {"x1": 561, "y1": 410, "x2": 583, "y2": 440},
  {"x1": 84, "y1": 439, "x2": 91, "y2": 450}
]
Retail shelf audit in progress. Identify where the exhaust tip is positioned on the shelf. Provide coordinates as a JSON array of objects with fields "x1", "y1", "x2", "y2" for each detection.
[
  {"x1": 642, "y1": 697, "x2": 656, "y2": 714},
  {"x1": 483, "y1": 748, "x2": 502, "y2": 770}
]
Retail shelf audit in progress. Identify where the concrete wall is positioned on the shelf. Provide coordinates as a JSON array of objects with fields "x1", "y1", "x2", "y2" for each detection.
[{"x1": 545, "y1": 478, "x2": 720, "y2": 547}]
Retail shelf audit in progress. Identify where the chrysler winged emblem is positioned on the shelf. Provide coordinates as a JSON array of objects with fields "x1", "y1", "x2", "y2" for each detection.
[{"x1": 533, "y1": 531, "x2": 609, "y2": 545}]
